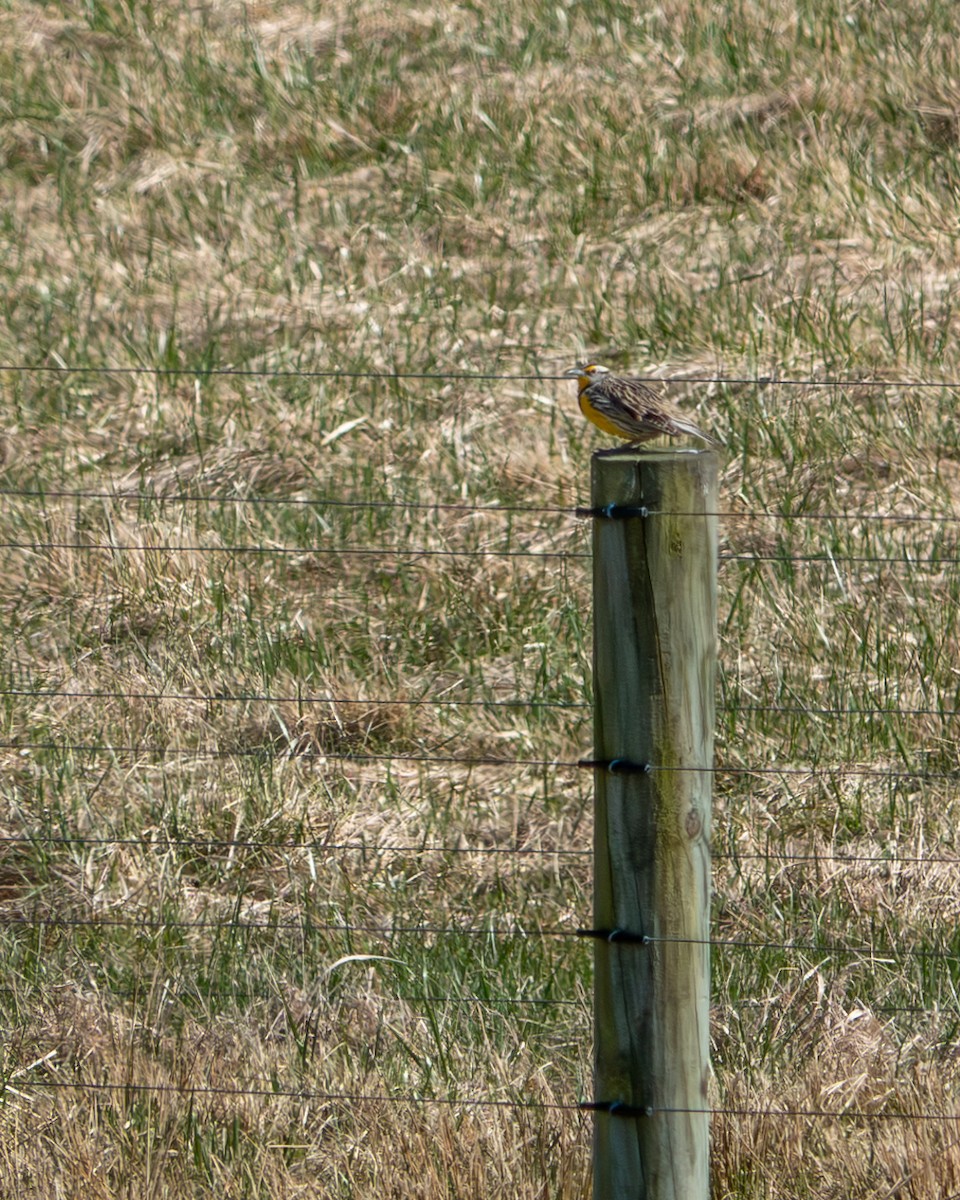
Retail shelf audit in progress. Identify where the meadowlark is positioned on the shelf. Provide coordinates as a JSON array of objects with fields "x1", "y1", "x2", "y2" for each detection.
[{"x1": 565, "y1": 363, "x2": 715, "y2": 445}]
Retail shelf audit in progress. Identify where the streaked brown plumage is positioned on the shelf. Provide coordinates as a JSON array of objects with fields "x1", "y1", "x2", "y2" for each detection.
[{"x1": 564, "y1": 363, "x2": 715, "y2": 445}]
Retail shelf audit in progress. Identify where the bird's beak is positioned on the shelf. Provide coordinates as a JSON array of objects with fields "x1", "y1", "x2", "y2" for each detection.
[{"x1": 562, "y1": 365, "x2": 582, "y2": 378}]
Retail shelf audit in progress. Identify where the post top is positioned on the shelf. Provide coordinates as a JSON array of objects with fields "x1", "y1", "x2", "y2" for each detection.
[{"x1": 591, "y1": 447, "x2": 717, "y2": 462}]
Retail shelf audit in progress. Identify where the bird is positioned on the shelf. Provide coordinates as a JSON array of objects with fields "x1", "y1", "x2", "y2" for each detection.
[{"x1": 564, "y1": 363, "x2": 715, "y2": 445}]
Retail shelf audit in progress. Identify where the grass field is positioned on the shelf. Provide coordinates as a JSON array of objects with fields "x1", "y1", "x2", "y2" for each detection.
[{"x1": 3, "y1": 1, "x2": 960, "y2": 1195}]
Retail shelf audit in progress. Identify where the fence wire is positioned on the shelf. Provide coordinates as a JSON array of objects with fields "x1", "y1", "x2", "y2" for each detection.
[
  {"x1": 0, "y1": 913, "x2": 953, "y2": 966},
  {"x1": 5, "y1": 687, "x2": 960, "y2": 721},
  {"x1": 2, "y1": 830, "x2": 957, "y2": 869},
  {"x1": 1, "y1": 741, "x2": 957, "y2": 781},
  {"x1": 4, "y1": 360, "x2": 960, "y2": 388},
  {"x1": 3, "y1": 484, "x2": 960, "y2": 524},
  {"x1": 2, "y1": 1075, "x2": 958, "y2": 1125}
]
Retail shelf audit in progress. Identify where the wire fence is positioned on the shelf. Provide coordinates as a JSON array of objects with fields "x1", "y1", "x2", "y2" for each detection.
[
  {"x1": 2, "y1": 369, "x2": 960, "y2": 1192},
  {"x1": 4, "y1": 360, "x2": 960, "y2": 387},
  {"x1": 6, "y1": 539, "x2": 960, "y2": 568},
  {"x1": 3, "y1": 829, "x2": 960, "y2": 868},
  {"x1": 0, "y1": 911, "x2": 954, "y2": 963},
  {"x1": 4, "y1": 1075, "x2": 958, "y2": 1125},
  {"x1": 3, "y1": 743, "x2": 958, "y2": 783},
  {"x1": 2, "y1": 483, "x2": 960, "y2": 524},
  {"x1": 6, "y1": 687, "x2": 960, "y2": 721}
]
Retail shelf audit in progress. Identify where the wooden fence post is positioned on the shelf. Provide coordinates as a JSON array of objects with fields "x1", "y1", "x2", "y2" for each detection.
[{"x1": 586, "y1": 447, "x2": 717, "y2": 1200}]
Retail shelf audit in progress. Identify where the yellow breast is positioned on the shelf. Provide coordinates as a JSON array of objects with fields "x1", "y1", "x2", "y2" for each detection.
[{"x1": 579, "y1": 391, "x2": 629, "y2": 439}]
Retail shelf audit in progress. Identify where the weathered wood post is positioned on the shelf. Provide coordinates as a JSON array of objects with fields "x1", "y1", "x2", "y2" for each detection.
[{"x1": 584, "y1": 447, "x2": 717, "y2": 1200}]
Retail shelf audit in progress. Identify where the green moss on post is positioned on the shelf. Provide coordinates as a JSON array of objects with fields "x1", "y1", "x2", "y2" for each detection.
[{"x1": 590, "y1": 448, "x2": 717, "y2": 1200}]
